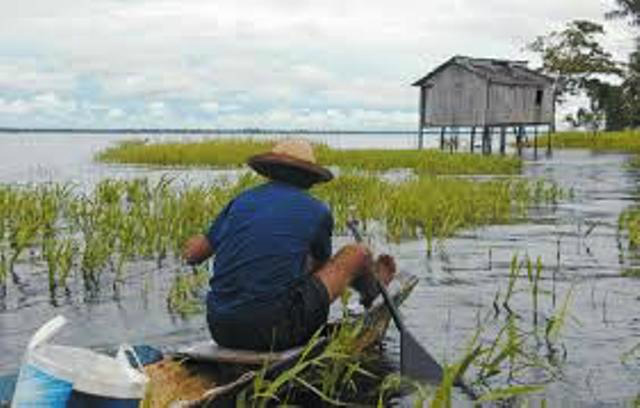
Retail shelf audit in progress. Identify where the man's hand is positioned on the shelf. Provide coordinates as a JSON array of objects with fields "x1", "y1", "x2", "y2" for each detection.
[{"x1": 182, "y1": 234, "x2": 214, "y2": 265}]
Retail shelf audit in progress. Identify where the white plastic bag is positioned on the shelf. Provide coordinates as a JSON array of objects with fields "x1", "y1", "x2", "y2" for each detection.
[{"x1": 11, "y1": 316, "x2": 148, "y2": 407}]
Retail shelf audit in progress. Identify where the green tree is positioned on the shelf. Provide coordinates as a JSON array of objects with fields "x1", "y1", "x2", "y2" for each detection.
[
  {"x1": 607, "y1": 0, "x2": 640, "y2": 128},
  {"x1": 606, "y1": 0, "x2": 640, "y2": 26},
  {"x1": 623, "y1": 47, "x2": 640, "y2": 127},
  {"x1": 528, "y1": 20, "x2": 623, "y2": 130},
  {"x1": 528, "y1": 20, "x2": 622, "y2": 101},
  {"x1": 583, "y1": 80, "x2": 629, "y2": 131}
]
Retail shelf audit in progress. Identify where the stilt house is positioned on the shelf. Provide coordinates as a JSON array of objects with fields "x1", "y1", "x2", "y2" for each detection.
[{"x1": 412, "y1": 56, "x2": 555, "y2": 150}]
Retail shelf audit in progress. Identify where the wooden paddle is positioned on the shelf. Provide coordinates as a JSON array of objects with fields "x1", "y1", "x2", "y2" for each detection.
[{"x1": 346, "y1": 220, "x2": 478, "y2": 400}]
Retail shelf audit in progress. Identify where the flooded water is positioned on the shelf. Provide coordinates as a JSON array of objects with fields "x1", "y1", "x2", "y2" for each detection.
[{"x1": 0, "y1": 132, "x2": 639, "y2": 406}]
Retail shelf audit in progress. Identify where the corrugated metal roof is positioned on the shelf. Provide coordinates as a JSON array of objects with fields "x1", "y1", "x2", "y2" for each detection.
[{"x1": 412, "y1": 56, "x2": 554, "y2": 87}]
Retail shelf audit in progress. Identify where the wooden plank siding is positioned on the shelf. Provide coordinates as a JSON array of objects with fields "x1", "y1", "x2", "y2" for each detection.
[
  {"x1": 422, "y1": 65, "x2": 488, "y2": 127},
  {"x1": 416, "y1": 57, "x2": 555, "y2": 128},
  {"x1": 486, "y1": 83, "x2": 554, "y2": 125}
]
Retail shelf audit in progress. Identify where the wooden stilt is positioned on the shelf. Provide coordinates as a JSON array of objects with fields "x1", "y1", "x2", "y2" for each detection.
[
  {"x1": 500, "y1": 126, "x2": 507, "y2": 154},
  {"x1": 440, "y1": 127, "x2": 446, "y2": 150},
  {"x1": 470, "y1": 127, "x2": 476, "y2": 153},
  {"x1": 418, "y1": 86, "x2": 426, "y2": 150},
  {"x1": 533, "y1": 125, "x2": 539, "y2": 158},
  {"x1": 482, "y1": 126, "x2": 490, "y2": 155},
  {"x1": 454, "y1": 129, "x2": 459, "y2": 152},
  {"x1": 517, "y1": 126, "x2": 524, "y2": 156}
]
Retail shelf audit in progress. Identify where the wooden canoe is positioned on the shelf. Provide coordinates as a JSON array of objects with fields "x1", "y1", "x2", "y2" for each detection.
[
  {"x1": 0, "y1": 272, "x2": 418, "y2": 408},
  {"x1": 143, "y1": 271, "x2": 419, "y2": 407}
]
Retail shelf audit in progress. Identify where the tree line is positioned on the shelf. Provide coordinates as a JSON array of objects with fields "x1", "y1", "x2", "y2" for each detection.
[{"x1": 528, "y1": 0, "x2": 639, "y2": 131}]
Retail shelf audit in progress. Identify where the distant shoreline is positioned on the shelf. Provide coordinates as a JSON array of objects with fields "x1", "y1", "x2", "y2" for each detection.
[{"x1": 0, "y1": 128, "x2": 415, "y2": 135}]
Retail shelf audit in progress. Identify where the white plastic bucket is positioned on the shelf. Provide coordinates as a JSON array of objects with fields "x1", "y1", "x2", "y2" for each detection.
[{"x1": 11, "y1": 316, "x2": 148, "y2": 408}]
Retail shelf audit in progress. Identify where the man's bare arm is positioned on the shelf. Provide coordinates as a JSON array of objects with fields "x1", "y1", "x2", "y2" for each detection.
[{"x1": 183, "y1": 234, "x2": 214, "y2": 265}]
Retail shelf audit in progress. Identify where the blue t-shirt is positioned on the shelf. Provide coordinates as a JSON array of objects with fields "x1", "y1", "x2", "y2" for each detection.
[{"x1": 206, "y1": 181, "x2": 333, "y2": 320}]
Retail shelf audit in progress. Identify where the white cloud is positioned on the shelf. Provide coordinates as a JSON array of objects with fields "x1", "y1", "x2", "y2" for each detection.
[
  {"x1": 147, "y1": 101, "x2": 166, "y2": 117},
  {"x1": 0, "y1": 93, "x2": 76, "y2": 116},
  {"x1": 0, "y1": 62, "x2": 76, "y2": 93},
  {"x1": 200, "y1": 101, "x2": 219, "y2": 113},
  {"x1": 206, "y1": 107, "x2": 415, "y2": 130},
  {"x1": 107, "y1": 107, "x2": 125, "y2": 119},
  {"x1": 0, "y1": 98, "x2": 31, "y2": 115},
  {"x1": 0, "y1": 0, "x2": 636, "y2": 129}
]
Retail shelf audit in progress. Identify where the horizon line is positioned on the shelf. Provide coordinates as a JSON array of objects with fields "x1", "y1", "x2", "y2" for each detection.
[{"x1": 0, "y1": 127, "x2": 417, "y2": 135}]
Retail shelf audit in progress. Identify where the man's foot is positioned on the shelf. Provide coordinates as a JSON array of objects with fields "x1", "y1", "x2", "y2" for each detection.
[{"x1": 353, "y1": 254, "x2": 397, "y2": 309}]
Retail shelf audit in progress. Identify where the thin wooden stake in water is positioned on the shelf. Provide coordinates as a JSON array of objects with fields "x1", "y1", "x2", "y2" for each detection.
[{"x1": 346, "y1": 221, "x2": 477, "y2": 400}]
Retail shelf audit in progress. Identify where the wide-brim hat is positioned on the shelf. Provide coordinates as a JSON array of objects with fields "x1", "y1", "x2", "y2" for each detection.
[{"x1": 248, "y1": 139, "x2": 334, "y2": 185}]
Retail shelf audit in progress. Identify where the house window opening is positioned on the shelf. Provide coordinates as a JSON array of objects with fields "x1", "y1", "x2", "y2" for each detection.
[{"x1": 535, "y1": 89, "x2": 544, "y2": 106}]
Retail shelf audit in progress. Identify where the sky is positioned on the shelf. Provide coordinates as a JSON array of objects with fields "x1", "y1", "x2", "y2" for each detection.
[{"x1": 0, "y1": 0, "x2": 636, "y2": 130}]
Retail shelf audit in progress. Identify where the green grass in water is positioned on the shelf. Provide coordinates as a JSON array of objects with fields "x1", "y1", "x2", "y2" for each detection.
[
  {"x1": 527, "y1": 131, "x2": 640, "y2": 152},
  {"x1": 96, "y1": 138, "x2": 522, "y2": 175},
  {"x1": 242, "y1": 254, "x2": 568, "y2": 407},
  {"x1": 620, "y1": 208, "x2": 640, "y2": 248},
  {"x1": 317, "y1": 172, "x2": 564, "y2": 255},
  {"x1": 0, "y1": 173, "x2": 562, "y2": 303}
]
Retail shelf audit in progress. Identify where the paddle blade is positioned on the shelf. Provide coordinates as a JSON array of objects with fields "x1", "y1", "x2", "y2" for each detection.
[{"x1": 401, "y1": 331, "x2": 444, "y2": 385}]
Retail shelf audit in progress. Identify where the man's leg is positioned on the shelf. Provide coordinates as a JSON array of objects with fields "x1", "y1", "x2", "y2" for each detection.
[{"x1": 314, "y1": 244, "x2": 396, "y2": 306}]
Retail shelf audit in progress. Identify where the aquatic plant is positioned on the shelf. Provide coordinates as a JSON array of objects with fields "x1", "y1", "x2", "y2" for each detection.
[
  {"x1": 96, "y1": 139, "x2": 275, "y2": 168},
  {"x1": 0, "y1": 172, "x2": 562, "y2": 305},
  {"x1": 316, "y1": 173, "x2": 564, "y2": 255},
  {"x1": 375, "y1": 254, "x2": 570, "y2": 406},
  {"x1": 317, "y1": 145, "x2": 522, "y2": 175},
  {"x1": 237, "y1": 253, "x2": 569, "y2": 407},
  {"x1": 96, "y1": 138, "x2": 522, "y2": 175},
  {"x1": 527, "y1": 130, "x2": 640, "y2": 152},
  {"x1": 620, "y1": 207, "x2": 640, "y2": 248},
  {"x1": 237, "y1": 294, "x2": 374, "y2": 407},
  {"x1": 167, "y1": 266, "x2": 209, "y2": 316}
]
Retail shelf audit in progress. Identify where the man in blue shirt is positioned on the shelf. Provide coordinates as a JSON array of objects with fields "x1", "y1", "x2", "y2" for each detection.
[{"x1": 183, "y1": 140, "x2": 395, "y2": 351}]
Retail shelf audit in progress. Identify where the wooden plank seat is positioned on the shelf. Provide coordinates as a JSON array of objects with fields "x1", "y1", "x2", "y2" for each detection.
[
  {"x1": 173, "y1": 341, "x2": 312, "y2": 366},
  {"x1": 172, "y1": 272, "x2": 418, "y2": 367}
]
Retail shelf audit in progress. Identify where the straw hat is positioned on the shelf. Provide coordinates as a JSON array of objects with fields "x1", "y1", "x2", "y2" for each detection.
[{"x1": 248, "y1": 139, "x2": 334, "y2": 186}]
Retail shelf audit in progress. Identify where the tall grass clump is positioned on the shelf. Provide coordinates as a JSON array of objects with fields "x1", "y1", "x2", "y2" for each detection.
[
  {"x1": 529, "y1": 130, "x2": 640, "y2": 152},
  {"x1": 242, "y1": 325, "x2": 373, "y2": 407},
  {"x1": 620, "y1": 207, "x2": 640, "y2": 248},
  {"x1": 376, "y1": 254, "x2": 572, "y2": 406},
  {"x1": 315, "y1": 173, "x2": 564, "y2": 255},
  {"x1": 315, "y1": 145, "x2": 522, "y2": 175},
  {"x1": 0, "y1": 172, "x2": 562, "y2": 305},
  {"x1": 97, "y1": 138, "x2": 522, "y2": 175},
  {"x1": 239, "y1": 254, "x2": 570, "y2": 407},
  {"x1": 167, "y1": 266, "x2": 209, "y2": 316},
  {"x1": 0, "y1": 175, "x2": 256, "y2": 303},
  {"x1": 97, "y1": 139, "x2": 275, "y2": 168},
  {"x1": 234, "y1": 290, "x2": 378, "y2": 407}
]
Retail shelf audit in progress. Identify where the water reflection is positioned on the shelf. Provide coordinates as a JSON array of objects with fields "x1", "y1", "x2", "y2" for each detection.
[{"x1": 0, "y1": 133, "x2": 639, "y2": 405}]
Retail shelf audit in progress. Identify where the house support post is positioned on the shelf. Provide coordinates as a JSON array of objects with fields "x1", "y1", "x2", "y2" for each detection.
[
  {"x1": 440, "y1": 127, "x2": 446, "y2": 150},
  {"x1": 500, "y1": 126, "x2": 507, "y2": 155},
  {"x1": 487, "y1": 127, "x2": 493, "y2": 154},
  {"x1": 454, "y1": 128, "x2": 459, "y2": 152},
  {"x1": 482, "y1": 126, "x2": 490, "y2": 155},
  {"x1": 533, "y1": 125, "x2": 539, "y2": 159},
  {"x1": 470, "y1": 127, "x2": 476, "y2": 153},
  {"x1": 418, "y1": 86, "x2": 426, "y2": 150},
  {"x1": 517, "y1": 126, "x2": 524, "y2": 157}
]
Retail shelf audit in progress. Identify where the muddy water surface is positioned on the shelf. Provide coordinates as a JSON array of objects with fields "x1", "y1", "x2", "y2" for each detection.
[{"x1": 0, "y1": 132, "x2": 639, "y2": 406}]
